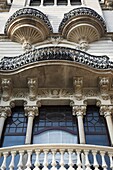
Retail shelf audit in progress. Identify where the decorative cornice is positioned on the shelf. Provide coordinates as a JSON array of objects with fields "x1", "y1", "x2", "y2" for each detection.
[
  {"x1": 0, "y1": 47, "x2": 112, "y2": 71},
  {"x1": 4, "y1": 8, "x2": 53, "y2": 34},
  {"x1": 59, "y1": 7, "x2": 106, "y2": 33}
]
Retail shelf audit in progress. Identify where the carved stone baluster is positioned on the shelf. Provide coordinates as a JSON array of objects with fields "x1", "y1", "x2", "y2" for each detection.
[
  {"x1": 51, "y1": 149, "x2": 57, "y2": 170},
  {"x1": 100, "y1": 151, "x2": 107, "y2": 170},
  {"x1": 1, "y1": 152, "x2": 8, "y2": 170},
  {"x1": 76, "y1": 150, "x2": 83, "y2": 170},
  {"x1": 92, "y1": 151, "x2": 99, "y2": 170},
  {"x1": 59, "y1": 150, "x2": 66, "y2": 170},
  {"x1": 42, "y1": 150, "x2": 48, "y2": 170},
  {"x1": 9, "y1": 151, "x2": 16, "y2": 170},
  {"x1": 68, "y1": 149, "x2": 74, "y2": 170},
  {"x1": 34, "y1": 150, "x2": 40, "y2": 170},
  {"x1": 25, "y1": 150, "x2": 32, "y2": 170},
  {"x1": 109, "y1": 152, "x2": 113, "y2": 170},
  {"x1": 17, "y1": 151, "x2": 24, "y2": 170},
  {"x1": 84, "y1": 150, "x2": 91, "y2": 170}
]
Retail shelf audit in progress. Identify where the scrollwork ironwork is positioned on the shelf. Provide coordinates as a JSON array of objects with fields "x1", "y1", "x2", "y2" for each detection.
[{"x1": 0, "y1": 47, "x2": 112, "y2": 71}]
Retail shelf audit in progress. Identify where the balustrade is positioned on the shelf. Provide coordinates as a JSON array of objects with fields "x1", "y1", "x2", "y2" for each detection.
[{"x1": 0, "y1": 144, "x2": 113, "y2": 170}]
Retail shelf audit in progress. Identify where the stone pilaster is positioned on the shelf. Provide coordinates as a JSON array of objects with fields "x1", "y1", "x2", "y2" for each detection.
[
  {"x1": 1, "y1": 78, "x2": 12, "y2": 101},
  {"x1": 100, "y1": 105, "x2": 113, "y2": 146},
  {"x1": 72, "y1": 105, "x2": 86, "y2": 144},
  {"x1": 24, "y1": 106, "x2": 39, "y2": 144}
]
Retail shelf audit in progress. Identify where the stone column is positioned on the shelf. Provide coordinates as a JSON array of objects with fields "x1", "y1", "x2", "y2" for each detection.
[
  {"x1": 24, "y1": 106, "x2": 39, "y2": 144},
  {"x1": 73, "y1": 105, "x2": 86, "y2": 144},
  {"x1": 0, "y1": 107, "x2": 11, "y2": 142},
  {"x1": 68, "y1": 0, "x2": 71, "y2": 5},
  {"x1": 100, "y1": 106, "x2": 113, "y2": 146},
  {"x1": 40, "y1": 0, "x2": 44, "y2": 6}
]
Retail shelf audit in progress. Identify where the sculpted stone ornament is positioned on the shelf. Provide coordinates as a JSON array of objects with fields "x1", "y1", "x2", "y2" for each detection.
[
  {"x1": 73, "y1": 77, "x2": 83, "y2": 100},
  {"x1": 24, "y1": 106, "x2": 39, "y2": 117},
  {"x1": 100, "y1": 105, "x2": 113, "y2": 116},
  {"x1": 105, "y1": 0, "x2": 113, "y2": 8},
  {"x1": 28, "y1": 78, "x2": 37, "y2": 101},
  {"x1": 72, "y1": 105, "x2": 86, "y2": 116},
  {"x1": 22, "y1": 41, "x2": 32, "y2": 51},
  {"x1": 1, "y1": 78, "x2": 12, "y2": 101},
  {"x1": 0, "y1": 106, "x2": 11, "y2": 118},
  {"x1": 79, "y1": 40, "x2": 89, "y2": 51},
  {"x1": 99, "y1": 77, "x2": 109, "y2": 100}
]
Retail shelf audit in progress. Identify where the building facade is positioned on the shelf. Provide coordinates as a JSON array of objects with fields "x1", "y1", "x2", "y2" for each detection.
[{"x1": 0, "y1": 0, "x2": 113, "y2": 169}]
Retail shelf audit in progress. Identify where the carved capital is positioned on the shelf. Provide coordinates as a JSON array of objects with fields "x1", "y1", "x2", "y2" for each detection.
[
  {"x1": 28, "y1": 78, "x2": 37, "y2": 101},
  {"x1": 0, "y1": 106, "x2": 11, "y2": 118},
  {"x1": 24, "y1": 106, "x2": 39, "y2": 117},
  {"x1": 1, "y1": 78, "x2": 12, "y2": 101},
  {"x1": 99, "y1": 77, "x2": 109, "y2": 100},
  {"x1": 100, "y1": 105, "x2": 113, "y2": 117},
  {"x1": 72, "y1": 105, "x2": 86, "y2": 116},
  {"x1": 73, "y1": 77, "x2": 83, "y2": 100}
]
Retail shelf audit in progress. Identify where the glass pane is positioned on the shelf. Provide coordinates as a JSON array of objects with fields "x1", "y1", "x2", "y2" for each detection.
[{"x1": 2, "y1": 136, "x2": 25, "y2": 147}]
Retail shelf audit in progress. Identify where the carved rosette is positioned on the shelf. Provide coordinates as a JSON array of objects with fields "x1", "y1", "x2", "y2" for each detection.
[
  {"x1": 1, "y1": 78, "x2": 12, "y2": 101},
  {"x1": 0, "y1": 106, "x2": 11, "y2": 118},
  {"x1": 28, "y1": 78, "x2": 37, "y2": 101},
  {"x1": 100, "y1": 105, "x2": 113, "y2": 117},
  {"x1": 73, "y1": 77, "x2": 83, "y2": 100},
  {"x1": 72, "y1": 105, "x2": 86, "y2": 116},
  {"x1": 24, "y1": 106, "x2": 39, "y2": 117},
  {"x1": 99, "y1": 77, "x2": 109, "y2": 100}
]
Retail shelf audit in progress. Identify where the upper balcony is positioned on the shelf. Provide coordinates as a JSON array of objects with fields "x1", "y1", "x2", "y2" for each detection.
[{"x1": 0, "y1": 143, "x2": 113, "y2": 170}]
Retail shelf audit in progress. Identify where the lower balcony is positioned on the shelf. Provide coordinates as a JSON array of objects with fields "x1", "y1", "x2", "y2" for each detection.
[{"x1": 0, "y1": 144, "x2": 113, "y2": 170}]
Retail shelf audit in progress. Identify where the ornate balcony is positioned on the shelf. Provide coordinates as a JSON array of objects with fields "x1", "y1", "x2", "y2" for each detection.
[{"x1": 0, "y1": 144, "x2": 112, "y2": 170}]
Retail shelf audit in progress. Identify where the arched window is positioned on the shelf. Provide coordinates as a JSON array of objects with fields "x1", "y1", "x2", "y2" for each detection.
[
  {"x1": 33, "y1": 105, "x2": 78, "y2": 144},
  {"x1": 84, "y1": 105, "x2": 110, "y2": 146},
  {"x1": 1, "y1": 106, "x2": 27, "y2": 147}
]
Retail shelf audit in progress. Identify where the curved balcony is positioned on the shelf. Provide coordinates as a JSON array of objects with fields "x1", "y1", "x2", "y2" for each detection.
[
  {"x1": 0, "y1": 144, "x2": 112, "y2": 169},
  {"x1": 4, "y1": 8, "x2": 53, "y2": 48},
  {"x1": 59, "y1": 7, "x2": 107, "y2": 45}
]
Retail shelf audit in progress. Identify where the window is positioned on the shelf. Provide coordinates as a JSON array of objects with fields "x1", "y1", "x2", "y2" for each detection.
[
  {"x1": 70, "y1": 0, "x2": 81, "y2": 5},
  {"x1": 43, "y1": 0, "x2": 54, "y2": 6},
  {"x1": 57, "y1": 0, "x2": 68, "y2": 5},
  {"x1": 33, "y1": 105, "x2": 78, "y2": 144},
  {"x1": 1, "y1": 106, "x2": 27, "y2": 147},
  {"x1": 30, "y1": 0, "x2": 41, "y2": 6},
  {"x1": 84, "y1": 105, "x2": 110, "y2": 146}
]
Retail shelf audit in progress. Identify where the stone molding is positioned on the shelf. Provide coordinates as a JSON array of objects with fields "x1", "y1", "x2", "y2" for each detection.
[{"x1": 0, "y1": 47, "x2": 111, "y2": 71}]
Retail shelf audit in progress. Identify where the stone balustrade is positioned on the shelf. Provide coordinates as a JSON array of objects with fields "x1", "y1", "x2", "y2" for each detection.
[{"x1": 0, "y1": 144, "x2": 113, "y2": 170}]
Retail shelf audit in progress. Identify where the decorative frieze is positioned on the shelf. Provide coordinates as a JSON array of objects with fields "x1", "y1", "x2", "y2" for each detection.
[
  {"x1": 99, "y1": 77, "x2": 109, "y2": 100},
  {"x1": 13, "y1": 88, "x2": 28, "y2": 98},
  {"x1": 1, "y1": 78, "x2": 12, "y2": 101},
  {"x1": 73, "y1": 77, "x2": 83, "y2": 100},
  {"x1": 28, "y1": 78, "x2": 37, "y2": 101}
]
